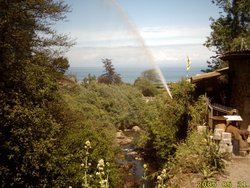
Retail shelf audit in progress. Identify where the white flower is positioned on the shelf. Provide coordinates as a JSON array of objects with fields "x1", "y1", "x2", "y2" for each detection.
[
  {"x1": 157, "y1": 175, "x2": 162, "y2": 180},
  {"x1": 106, "y1": 162, "x2": 110, "y2": 167},
  {"x1": 85, "y1": 140, "x2": 91, "y2": 147},
  {"x1": 98, "y1": 167, "x2": 104, "y2": 171},
  {"x1": 98, "y1": 159, "x2": 105, "y2": 166},
  {"x1": 162, "y1": 169, "x2": 166, "y2": 174}
]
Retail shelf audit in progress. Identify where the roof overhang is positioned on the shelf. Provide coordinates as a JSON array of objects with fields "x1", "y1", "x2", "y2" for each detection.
[
  {"x1": 191, "y1": 67, "x2": 229, "y2": 83},
  {"x1": 220, "y1": 50, "x2": 250, "y2": 61}
]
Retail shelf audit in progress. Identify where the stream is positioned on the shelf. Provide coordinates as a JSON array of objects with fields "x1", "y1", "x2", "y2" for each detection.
[{"x1": 116, "y1": 129, "x2": 155, "y2": 187}]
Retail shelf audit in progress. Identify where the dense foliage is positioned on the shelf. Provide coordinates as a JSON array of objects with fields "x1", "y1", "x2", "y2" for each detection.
[
  {"x1": 0, "y1": 0, "x2": 72, "y2": 186},
  {"x1": 53, "y1": 82, "x2": 120, "y2": 186},
  {"x1": 0, "y1": 0, "x2": 228, "y2": 187},
  {"x1": 153, "y1": 95, "x2": 228, "y2": 187},
  {"x1": 138, "y1": 79, "x2": 195, "y2": 164},
  {"x1": 134, "y1": 77, "x2": 159, "y2": 97},
  {"x1": 204, "y1": 0, "x2": 250, "y2": 71},
  {"x1": 160, "y1": 130, "x2": 227, "y2": 187}
]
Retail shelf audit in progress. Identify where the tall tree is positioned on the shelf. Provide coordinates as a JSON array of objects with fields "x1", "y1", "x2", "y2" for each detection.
[
  {"x1": 98, "y1": 58, "x2": 122, "y2": 84},
  {"x1": 0, "y1": 0, "x2": 72, "y2": 186},
  {"x1": 204, "y1": 0, "x2": 250, "y2": 72}
]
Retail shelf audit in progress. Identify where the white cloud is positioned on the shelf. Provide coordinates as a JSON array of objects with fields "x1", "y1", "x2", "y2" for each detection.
[
  {"x1": 66, "y1": 44, "x2": 213, "y2": 67},
  {"x1": 140, "y1": 26, "x2": 210, "y2": 46},
  {"x1": 66, "y1": 25, "x2": 210, "y2": 47},
  {"x1": 141, "y1": 26, "x2": 209, "y2": 38},
  {"x1": 66, "y1": 46, "x2": 150, "y2": 67},
  {"x1": 65, "y1": 29, "x2": 137, "y2": 47},
  {"x1": 64, "y1": 25, "x2": 213, "y2": 67}
]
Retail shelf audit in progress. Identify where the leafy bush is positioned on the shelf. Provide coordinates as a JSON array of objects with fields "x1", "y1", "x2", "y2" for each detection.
[
  {"x1": 52, "y1": 81, "x2": 155, "y2": 186},
  {"x1": 139, "y1": 79, "x2": 195, "y2": 164},
  {"x1": 189, "y1": 95, "x2": 209, "y2": 128},
  {"x1": 145, "y1": 86, "x2": 225, "y2": 187},
  {"x1": 134, "y1": 77, "x2": 159, "y2": 97},
  {"x1": 81, "y1": 83, "x2": 147, "y2": 129},
  {"x1": 164, "y1": 130, "x2": 226, "y2": 187},
  {"x1": 52, "y1": 83, "x2": 120, "y2": 187}
]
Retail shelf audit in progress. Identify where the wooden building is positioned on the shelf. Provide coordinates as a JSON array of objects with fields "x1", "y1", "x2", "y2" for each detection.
[
  {"x1": 191, "y1": 50, "x2": 250, "y2": 129},
  {"x1": 221, "y1": 51, "x2": 250, "y2": 129},
  {"x1": 191, "y1": 67, "x2": 229, "y2": 105}
]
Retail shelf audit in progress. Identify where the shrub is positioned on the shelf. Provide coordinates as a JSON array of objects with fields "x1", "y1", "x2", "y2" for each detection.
[
  {"x1": 162, "y1": 131, "x2": 227, "y2": 187},
  {"x1": 140, "y1": 79, "x2": 195, "y2": 164},
  {"x1": 189, "y1": 95, "x2": 209, "y2": 128},
  {"x1": 134, "y1": 77, "x2": 159, "y2": 97}
]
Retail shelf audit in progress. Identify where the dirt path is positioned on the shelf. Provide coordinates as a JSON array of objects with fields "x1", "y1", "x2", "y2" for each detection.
[{"x1": 216, "y1": 154, "x2": 250, "y2": 188}]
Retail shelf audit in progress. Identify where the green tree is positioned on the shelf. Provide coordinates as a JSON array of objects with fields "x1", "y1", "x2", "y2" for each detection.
[
  {"x1": 141, "y1": 69, "x2": 161, "y2": 84},
  {"x1": 98, "y1": 59, "x2": 122, "y2": 84},
  {"x1": 204, "y1": 0, "x2": 250, "y2": 72},
  {"x1": 51, "y1": 56, "x2": 70, "y2": 74},
  {"x1": 0, "y1": 0, "x2": 72, "y2": 186}
]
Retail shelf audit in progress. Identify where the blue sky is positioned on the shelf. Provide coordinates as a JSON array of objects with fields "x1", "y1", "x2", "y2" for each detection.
[{"x1": 56, "y1": 0, "x2": 220, "y2": 68}]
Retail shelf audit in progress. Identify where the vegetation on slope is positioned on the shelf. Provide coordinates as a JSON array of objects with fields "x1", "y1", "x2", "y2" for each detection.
[{"x1": 0, "y1": 0, "x2": 229, "y2": 187}]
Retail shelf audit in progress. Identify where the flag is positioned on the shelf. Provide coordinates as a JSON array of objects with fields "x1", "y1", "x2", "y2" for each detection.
[{"x1": 187, "y1": 56, "x2": 191, "y2": 71}]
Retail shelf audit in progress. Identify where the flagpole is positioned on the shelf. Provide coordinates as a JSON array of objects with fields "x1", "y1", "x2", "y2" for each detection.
[{"x1": 186, "y1": 55, "x2": 191, "y2": 79}]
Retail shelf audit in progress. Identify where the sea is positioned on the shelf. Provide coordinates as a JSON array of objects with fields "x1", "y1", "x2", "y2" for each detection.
[{"x1": 67, "y1": 66, "x2": 205, "y2": 84}]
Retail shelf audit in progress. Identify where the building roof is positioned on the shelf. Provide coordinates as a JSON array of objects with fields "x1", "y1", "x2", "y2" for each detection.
[
  {"x1": 220, "y1": 50, "x2": 250, "y2": 61},
  {"x1": 191, "y1": 67, "x2": 229, "y2": 83}
]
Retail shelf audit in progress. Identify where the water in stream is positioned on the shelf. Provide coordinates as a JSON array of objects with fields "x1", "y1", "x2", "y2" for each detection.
[{"x1": 116, "y1": 130, "x2": 155, "y2": 187}]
